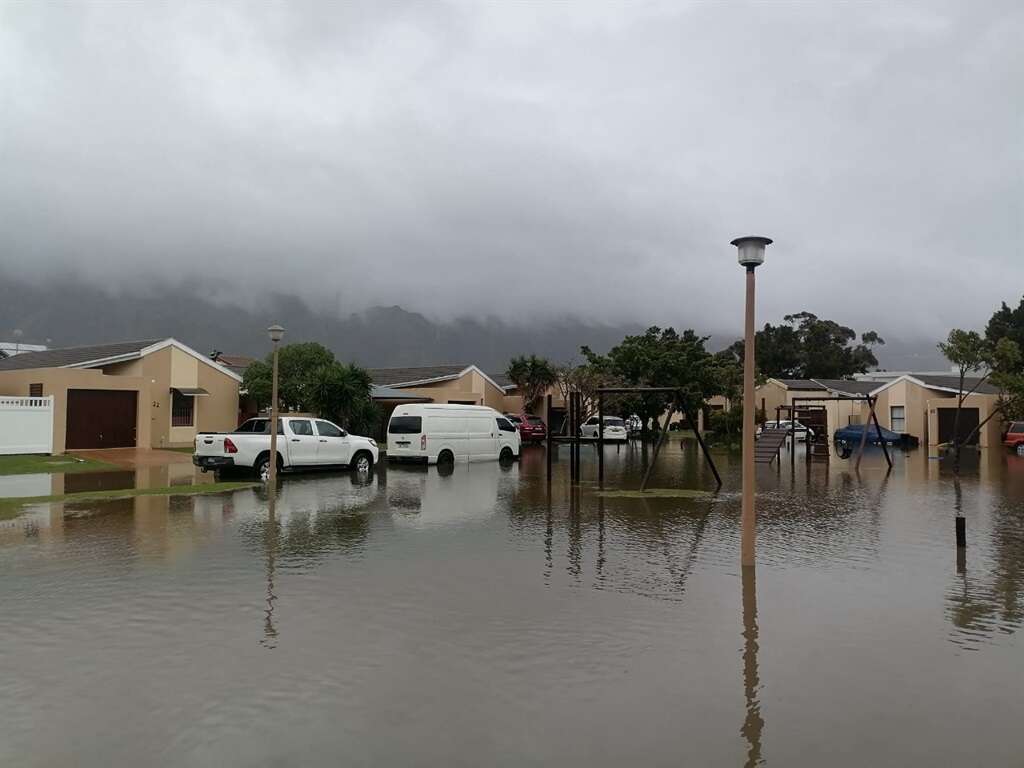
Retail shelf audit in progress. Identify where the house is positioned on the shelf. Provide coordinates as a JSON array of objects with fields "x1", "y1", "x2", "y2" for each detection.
[
  {"x1": 367, "y1": 365, "x2": 514, "y2": 410},
  {"x1": 868, "y1": 374, "x2": 1004, "y2": 448},
  {"x1": 211, "y1": 352, "x2": 258, "y2": 421},
  {"x1": 755, "y1": 378, "x2": 876, "y2": 436},
  {"x1": 0, "y1": 339, "x2": 241, "y2": 453}
]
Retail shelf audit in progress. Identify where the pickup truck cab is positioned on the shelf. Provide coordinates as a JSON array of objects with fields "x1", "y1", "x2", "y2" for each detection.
[{"x1": 194, "y1": 416, "x2": 379, "y2": 481}]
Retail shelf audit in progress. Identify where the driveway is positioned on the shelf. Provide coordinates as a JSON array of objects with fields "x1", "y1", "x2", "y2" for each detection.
[{"x1": 69, "y1": 448, "x2": 194, "y2": 470}]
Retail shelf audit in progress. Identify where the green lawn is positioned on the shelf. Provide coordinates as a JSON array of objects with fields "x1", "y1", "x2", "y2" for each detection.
[
  {"x1": 0, "y1": 454, "x2": 120, "y2": 476},
  {"x1": 0, "y1": 481, "x2": 260, "y2": 520}
]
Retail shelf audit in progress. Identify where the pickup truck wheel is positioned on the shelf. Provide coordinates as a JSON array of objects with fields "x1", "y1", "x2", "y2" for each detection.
[
  {"x1": 255, "y1": 453, "x2": 280, "y2": 483},
  {"x1": 351, "y1": 452, "x2": 373, "y2": 474}
]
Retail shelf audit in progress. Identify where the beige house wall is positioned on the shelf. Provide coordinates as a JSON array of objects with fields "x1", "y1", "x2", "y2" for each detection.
[
  {"x1": 389, "y1": 371, "x2": 509, "y2": 411},
  {"x1": 0, "y1": 343, "x2": 239, "y2": 453},
  {"x1": 0, "y1": 368, "x2": 151, "y2": 454}
]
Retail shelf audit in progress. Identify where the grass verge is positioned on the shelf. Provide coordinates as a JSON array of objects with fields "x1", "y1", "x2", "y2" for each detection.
[
  {"x1": 0, "y1": 481, "x2": 259, "y2": 520},
  {"x1": 0, "y1": 454, "x2": 120, "y2": 476}
]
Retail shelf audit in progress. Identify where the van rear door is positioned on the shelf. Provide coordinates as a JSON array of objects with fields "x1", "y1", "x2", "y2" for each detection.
[{"x1": 388, "y1": 414, "x2": 423, "y2": 458}]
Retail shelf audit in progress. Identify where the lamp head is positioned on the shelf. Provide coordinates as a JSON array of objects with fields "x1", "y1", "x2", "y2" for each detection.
[
  {"x1": 730, "y1": 236, "x2": 772, "y2": 268},
  {"x1": 267, "y1": 324, "x2": 285, "y2": 344}
]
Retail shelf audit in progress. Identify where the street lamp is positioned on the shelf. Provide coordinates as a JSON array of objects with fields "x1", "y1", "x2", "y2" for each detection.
[
  {"x1": 267, "y1": 324, "x2": 285, "y2": 489},
  {"x1": 731, "y1": 236, "x2": 772, "y2": 567}
]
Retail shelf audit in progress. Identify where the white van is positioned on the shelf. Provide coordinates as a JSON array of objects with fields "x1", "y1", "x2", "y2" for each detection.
[{"x1": 387, "y1": 404, "x2": 520, "y2": 464}]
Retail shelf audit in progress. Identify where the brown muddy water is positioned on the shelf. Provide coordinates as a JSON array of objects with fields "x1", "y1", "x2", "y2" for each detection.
[{"x1": 1, "y1": 442, "x2": 1023, "y2": 767}]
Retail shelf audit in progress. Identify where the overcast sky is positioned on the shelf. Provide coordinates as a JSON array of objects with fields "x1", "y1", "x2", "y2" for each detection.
[{"x1": 1, "y1": 1, "x2": 1021, "y2": 337}]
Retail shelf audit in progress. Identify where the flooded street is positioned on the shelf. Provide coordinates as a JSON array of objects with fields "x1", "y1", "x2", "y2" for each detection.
[{"x1": 2, "y1": 443, "x2": 1024, "y2": 766}]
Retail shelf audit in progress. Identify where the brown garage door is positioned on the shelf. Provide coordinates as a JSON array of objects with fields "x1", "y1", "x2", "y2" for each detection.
[
  {"x1": 937, "y1": 407, "x2": 979, "y2": 446},
  {"x1": 66, "y1": 389, "x2": 138, "y2": 449}
]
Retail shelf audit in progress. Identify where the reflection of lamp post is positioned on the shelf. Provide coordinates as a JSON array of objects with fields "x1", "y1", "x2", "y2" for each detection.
[
  {"x1": 731, "y1": 236, "x2": 772, "y2": 567},
  {"x1": 741, "y1": 565, "x2": 764, "y2": 767},
  {"x1": 267, "y1": 324, "x2": 285, "y2": 489}
]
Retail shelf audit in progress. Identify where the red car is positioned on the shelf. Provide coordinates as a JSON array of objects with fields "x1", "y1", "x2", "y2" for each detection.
[
  {"x1": 1003, "y1": 421, "x2": 1024, "y2": 449},
  {"x1": 506, "y1": 413, "x2": 547, "y2": 443}
]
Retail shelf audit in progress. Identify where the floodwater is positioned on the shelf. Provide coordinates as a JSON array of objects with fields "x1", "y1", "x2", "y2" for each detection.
[{"x1": 2, "y1": 442, "x2": 1023, "y2": 767}]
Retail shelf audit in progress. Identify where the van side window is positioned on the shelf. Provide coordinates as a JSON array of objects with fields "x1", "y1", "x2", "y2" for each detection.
[
  {"x1": 497, "y1": 417, "x2": 516, "y2": 432},
  {"x1": 290, "y1": 420, "x2": 314, "y2": 436}
]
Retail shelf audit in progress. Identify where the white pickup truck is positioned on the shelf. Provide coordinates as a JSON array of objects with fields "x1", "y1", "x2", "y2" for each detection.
[{"x1": 193, "y1": 416, "x2": 379, "y2": 481}]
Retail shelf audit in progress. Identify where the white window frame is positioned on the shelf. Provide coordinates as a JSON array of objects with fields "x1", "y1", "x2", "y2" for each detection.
[{"x1": 890, "y1": 405, "x2": 906, "y2": 433}]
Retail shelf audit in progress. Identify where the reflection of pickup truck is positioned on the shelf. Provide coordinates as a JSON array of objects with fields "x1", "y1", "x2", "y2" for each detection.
[{"x1": 193, "y1": 416, "x2": 379, "y2": 481}]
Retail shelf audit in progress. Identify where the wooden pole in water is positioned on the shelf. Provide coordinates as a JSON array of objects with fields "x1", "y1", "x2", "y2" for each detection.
[
  {"x1": 597, "y1": 389, "x2": 605, "y2": 484},
  {"x1": 868, "y1": 396, "x2": 893, "y2": 469},
  {"x1": 686, "y1": 405, "x2": 722, "y2": 489},
  {"x1": 640, "y1": 398, "x2": 674, "y2": 492}
]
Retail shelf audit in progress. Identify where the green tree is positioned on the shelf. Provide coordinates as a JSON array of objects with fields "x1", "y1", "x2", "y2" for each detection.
[
  {"x1": 506, "y1": 355, "x2": 557, "y2": 412},
  {"x1": 985, "y1": 295, "x2": 1024, "y2": 353},
  {"x1": 241, "y1": 342, "x2": 375, "y2": 433},
  {"x1": 733, "y1": 311, "x2": 884, "y2": 379},
  {"x1": 938, "y1": 329, "x2": 1024, "y2": 474},
  {"x1": 583, "y1": 327, "x2": 721, "y2": 435}
]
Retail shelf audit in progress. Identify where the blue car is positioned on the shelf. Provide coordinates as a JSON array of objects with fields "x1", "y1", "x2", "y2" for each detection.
[{"x1": 833, "y1": 423, "x2": 901, "y2": 447}]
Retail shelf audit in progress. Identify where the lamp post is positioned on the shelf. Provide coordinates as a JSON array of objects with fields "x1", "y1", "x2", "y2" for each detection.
[
  {"x1": 731, "y1": 236, "x2": 772, "y2": 568},
  {"x1": 267, "y1": 324, "x2": 285, "y2": 489}
]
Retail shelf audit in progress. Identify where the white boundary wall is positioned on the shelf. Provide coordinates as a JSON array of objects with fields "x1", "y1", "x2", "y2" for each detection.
[{"x1": 0, "y1": 396, "x2": 54, "y2": 455}]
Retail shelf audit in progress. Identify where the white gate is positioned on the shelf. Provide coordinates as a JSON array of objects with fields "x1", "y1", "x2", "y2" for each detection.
[{"x1": 0, "y1": 396, "x2": 55, "y2": 455}]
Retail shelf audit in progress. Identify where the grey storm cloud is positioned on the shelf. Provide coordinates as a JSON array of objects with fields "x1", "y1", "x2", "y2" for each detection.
[{"x1": 0, "y1": 0, "x2": 1021, "y2": 336}]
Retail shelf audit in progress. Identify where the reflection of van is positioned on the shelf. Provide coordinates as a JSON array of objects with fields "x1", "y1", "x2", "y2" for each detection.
[{"x1": 387, "y1": 404, "x2": 520, "y2": 464}]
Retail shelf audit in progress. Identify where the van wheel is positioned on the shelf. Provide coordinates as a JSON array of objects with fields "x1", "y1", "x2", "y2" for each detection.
[
  {"x1": 499, "y1": 446, "x2": 514, "y2": 464},
  {"x1": 436, "y1": 449, "x2": 454, "y2": 468},
  {"x1": 351, "y1": 451, "x2": 373, "y2": 474}
]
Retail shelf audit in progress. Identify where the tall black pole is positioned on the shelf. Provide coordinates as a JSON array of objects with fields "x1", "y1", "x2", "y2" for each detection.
[
  {"x1": 868, "y1": 396, "x2": 893, "y2": 469},
  {"x1": 640, "y1": 399, "x2": 674, "y2": 492},
  {"x1": 598, "y1": 389, "x2": 605, "y2": 484},
  {"x1": 546, "y1": 393, "x2": 553, "y2": 484}
]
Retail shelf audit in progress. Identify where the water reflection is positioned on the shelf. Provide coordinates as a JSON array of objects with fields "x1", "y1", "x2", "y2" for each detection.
[
  {"x1": 741, "y1": 566, "x2": 764, "y2": 768},
  {"x1": 2, "y1": 445, "x2": 1024, "y2": 765}
]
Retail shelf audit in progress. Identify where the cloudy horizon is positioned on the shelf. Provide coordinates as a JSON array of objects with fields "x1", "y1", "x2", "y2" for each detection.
[{"x1": 1, "y1": 1, "x2": 1021, "y2": 338}]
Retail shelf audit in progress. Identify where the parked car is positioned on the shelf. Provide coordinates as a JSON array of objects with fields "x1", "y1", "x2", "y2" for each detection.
[
  {"x1": 580, "y1": 416, "x2": 629, "y2": 442},
  {"x1": 194, "y1": 416, "x2": 379, "y2": 481},
  {"x1": 833, "y1": 423, "x2": 901, "y2": 447},
  {"x1": 757, "y1": 419, "x2": 815, "y2": 441},
  {"x1": 506, "y1": 413, "x2": 547, "y2": 443},
  {"x1": 1003, "y1": 421, "x2": 1024, "y2": 449},
  {"x1": 386, "y1": 404, "x2": 520, "y2": 465}
]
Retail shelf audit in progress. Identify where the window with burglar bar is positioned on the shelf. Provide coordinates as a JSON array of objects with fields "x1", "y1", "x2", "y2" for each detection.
[{"x1": 172, "y1": 390, "x2": 194, "y2": 427}]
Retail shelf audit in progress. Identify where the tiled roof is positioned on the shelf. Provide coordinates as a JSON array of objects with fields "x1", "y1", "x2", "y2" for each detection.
[
  {"x1": 370, "y1": 385, "x2": 433, "y2": 401},
  {"x1": 776, "y1": 378, "x2": 827, "y2": 391},
  {"x1": 914, "y1": 375, "x2": 1002, "y2": 396},
  {"x1": 213, "y1": 354, "x2": 256, "y2": 376},
  {"x1": 367, "y1": 365, "x2": 469, "y2": 386},
  {"x1": 811, "y1": 378, "x2": 879, "y2": 396},
  {"x1": 0, "y1": 339, "x2": 162, "y2": 371},
  {"x1": 489, "y1": 372, "x2": 515, "y2": 389}
]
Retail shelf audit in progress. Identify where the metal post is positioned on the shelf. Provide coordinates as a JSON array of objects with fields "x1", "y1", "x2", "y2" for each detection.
[
  {"x1": 268, "y1": 341, "x2": 280, "y2": 490},
  {"x1": 854, "y1": 398, "x2": 871, "y2": 472},
  {"x1": 686, "y1": 406, "x2": 722, "y2": 489},
  {"x1": 598, "y1": 390, "x2": 605, "y2": 484},
  {"x1": 741, "y1": 265, "x2": 757, "y2": 567},
  {"x1": 545, "y1": 394, "x2": 553, "y2": 484},
  {"x1": 569, "y1": 392, "x2": 577, "y2": 484}
]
